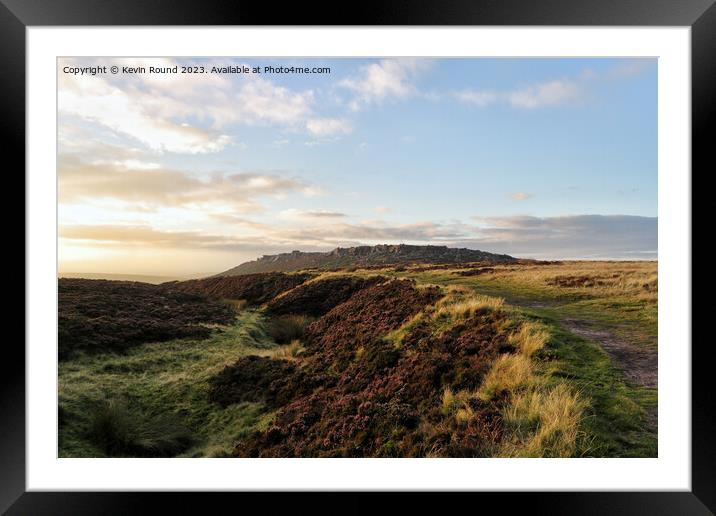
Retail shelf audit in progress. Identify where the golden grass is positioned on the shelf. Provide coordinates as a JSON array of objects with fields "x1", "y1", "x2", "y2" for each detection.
[
  {"x1": 455, "y1": 407, "x2": 473, "y2": 425},
  {"x1": 441, "y1": 387, "x2": 463, "y2": 415},
  {"x1": 508, "y1": 321, "x2": 550, "y2": 358},
  {"x1": 472, "y1": 317, "x2": 588, "y2": 457},
  {"x1": 224, "y1": 299, "x2": 248, "y2": 312},
  {"x1": 271, "y1": 339, "x2": 304, "y2": 360},
  {"x1": 477, "y1": 354, "x2": 532, "y2": 401},
  {"x1": 484, "y1": 261, "x2": 658, "y2": 303},
  {"x1": 441, "y1": 387, "x2": 475, "y2": 425},
  {"x1": 386, "y1": 288, "x2": 506, "y2": 347},
  {"x1": 434, "y1": 296, "x2": 505, "y2": 320},
  {"x1": 499, "y1": 383, "x2": 587, "y2": 458}
]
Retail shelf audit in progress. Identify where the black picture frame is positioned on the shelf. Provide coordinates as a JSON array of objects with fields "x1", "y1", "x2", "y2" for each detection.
[{"x1": 3, "y1": 1, "x2": 711, "y2": 513}]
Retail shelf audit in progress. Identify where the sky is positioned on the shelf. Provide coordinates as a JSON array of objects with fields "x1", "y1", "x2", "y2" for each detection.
[{"x1": 58, "y1": 57, "x2": 657, "y2": 276}]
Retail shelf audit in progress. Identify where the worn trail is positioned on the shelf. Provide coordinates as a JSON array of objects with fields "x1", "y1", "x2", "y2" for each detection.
[
  {"x1": 504, "y1": 296, "x2": 657, "y2": 390},
  {"x1": 559, "y1": 318, "x2": 657, "y2": 389}
]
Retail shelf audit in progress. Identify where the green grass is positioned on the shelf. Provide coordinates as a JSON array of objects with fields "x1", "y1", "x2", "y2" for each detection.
[
  {"x1": 59, "y1": 309, "x2": 279, "y2": 457},
  {"x1": 401, "y1": 271, "x2": 657, "y2": 350},
  {"x1": 266, "y1": 314, "x2": 313, "y2": 344},
  {"x1": 59, "y1": 265, "x2": 657, "y2": 458},
  {"x1": 386, "y1": 268, "x2": 657, "y2": 457},
  {"x1": 516, "y1": 307, "x2": 657, "y2": 457}
]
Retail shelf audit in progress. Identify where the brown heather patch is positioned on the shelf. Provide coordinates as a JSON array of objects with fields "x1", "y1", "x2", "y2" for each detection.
[
  {"x1": 215, "y1": 279, "x2": 520, "y2": 457},
  {"x1": 164, "y1": 272, "x2": 313, "y2": 305}
]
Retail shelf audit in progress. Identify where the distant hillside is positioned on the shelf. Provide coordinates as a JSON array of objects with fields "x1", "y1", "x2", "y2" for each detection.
[
  {"x1": 217, "y1": 244, "x2": 516, "y2": 276},
  {"x1": 59, "y1": 272, "x2": 189, "y2": 284}
]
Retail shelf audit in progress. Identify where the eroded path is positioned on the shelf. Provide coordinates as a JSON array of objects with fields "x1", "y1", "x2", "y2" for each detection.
[
  {"x1": 505, "y1": 297, "x2": 657, "y2": 390},
  {"x1": 518, "y1": 299, "x2": 658, "y2": 432},
  {"x1": 560, "y1": 318, "x2": 657, "y2": 389}
]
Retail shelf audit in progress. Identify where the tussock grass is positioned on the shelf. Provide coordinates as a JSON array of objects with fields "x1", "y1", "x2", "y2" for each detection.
[
  {"x1": 441, "y1": 318, "x2": 588, "y2": 457},
  {"x1": 441, "y1": 387, "x2": 463, "y2": 415},
  {"x1": 441, "y1": 387, "x2": 475, "y2": 425},
  {"x1": 225, "y1": 299, "x2": 248, "y2": 312},
  {"x1": 389, "y1": 261, "x2": 655, "y2": 456},
  {"x1": 471, "y1": 317, "x2": 590, "y2": 457},
  {"x1": 267, "y1": 314, "x2": 312, "y2": 344},
  {"x1": 271, "y1": 339, "x2": 304, "y2": 360},
  {"x1": 435, "y1": 286, "x2": 504, "y2": 315},
  {"x1": 386, "y1": 288, "x2": 506, "y2": 347},
  {"x1": 509, "y1": 321, "x2": 550, "y2": 358},
  {"x1": 455, "y1": 407, "x2": 474, "y2": 425},
  {"x1": 59, "y1": 310, "x2": 278, "y2": 458},
  {"x1": 385, "y1": 312, "x2": 427, "y2": 346},
  {"x1": 478, "y1": 354, "x2": 532, "y2": 401},
  {"x1": 434, "y1": 296, "x2": 505, "y2": 320},
  {"x1": 499, "y1": 383, "x2": 587, "y2": 458},
  {"x1": 88, "y1": 397, "x2": 194, "y2": 457}
]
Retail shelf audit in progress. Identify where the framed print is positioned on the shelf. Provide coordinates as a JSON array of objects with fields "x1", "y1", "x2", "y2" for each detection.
[{"x1": 4, "y1": 0, "x2": 713, "y2": 513}]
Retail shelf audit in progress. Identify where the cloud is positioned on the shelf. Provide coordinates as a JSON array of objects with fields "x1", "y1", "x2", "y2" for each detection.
[
  {"x1": 455, "y1": 79, "x2": 583, "y2": 110},
  {"x1": 304, "y1": 138, "x2": 341, "y2": 147},
  {"x1": 209, "y1": 213, "x2": 272, "y2": 229},
  {"x1": 59, "y1": 224, "x2": 268, "y2": 253},
  {"x1": 455, "y1": 59, "x2": 654, "y2": 111},
  {"x1": 276, "y1": 220, "x2": 471, "y2": 244},
  {"x1": 60, "y1": 214, "x2": 657, "y2": 262},
  {"x1": 607, "y1": 59, "x2": 654, "y2": 79},
  {"x1": 58, "y1": 154, "x2": 315, "y2": 212},
  {"x1": 340, "y1": 59, "x2": 432, "y2": 109},
  {"x1": 231, "y1": 78, "x2": 314, "y2": 127},
  {"x1": 279, "y1": 209, "x2": 348, "y2": 220},
  {"x1": 454, "y1": 90, "x2": 499, "y2": 107},
  {"x1": 59, "y1": 57, "x2": 327, "y2": 153},
  {"x1": 374, "y1": 206, "x2": 392, "y2": 214},
  {"x1": 508, "y1": 80, "x2": 582, "y2": 109},
  {"x1": 509, "y1": 192, "x2": 533, "y2": 201},
  {"x1": 59, "y1": 64, "x2": 232, "y2": 154},
  {"x1": 306, "y1": 118, "x2": 353, "y2": 137},
  {"x1": 467, "y1": 215, "x2": 657, "y2": 259}
]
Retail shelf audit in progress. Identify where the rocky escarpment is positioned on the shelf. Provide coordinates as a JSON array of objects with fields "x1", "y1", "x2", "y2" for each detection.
[{"x1": 217, "y1": 244, "x2": 515, "y2": 276}]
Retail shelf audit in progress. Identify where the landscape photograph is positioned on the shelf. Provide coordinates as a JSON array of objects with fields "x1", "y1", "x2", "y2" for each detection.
[{"x1": 58, "y1": 57, "x2": 657, "y2": 458}]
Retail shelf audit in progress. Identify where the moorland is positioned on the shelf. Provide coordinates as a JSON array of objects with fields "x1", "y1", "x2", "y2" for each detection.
[{"x1": 58, "y1": 246, "x2": 657, "y2": 458}]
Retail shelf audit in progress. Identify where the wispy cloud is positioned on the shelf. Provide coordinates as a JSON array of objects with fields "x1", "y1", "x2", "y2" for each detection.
[
  {"x1": 59, "y1": 57, "x2": 333, "y2": 153},
  {"x1": 508, "y1": 80, "x2": 583, "y2": 109},
  {"x1": 306, "y1": 118, "x2": 352, "y2": 137},
  {"x1": 340, "y1": 59, "x2": 432, "y2": 110},
  {"x1": 509, "y1": 192, "x2": 533, "y2": 201},
  {"x1": 278, "y1": 209, "x2": 348, "y2": 220},
  {"x1": 59, "y1": 224, "x2": 270, "y2": 253},
  {"x1": 607, "y1": 59, "x2": 654, "y2": 79},
  {"x1": 454, "y1": 59, "x2": 653, "y2": 111},
  {"x1": 454, "y1": 79, "x2": 583, "y2": 110},
  {"x1": 58, "y1": 153, "x2": 316, "y2": 213},
  {"x1": 60, "y1": 214, "x2": 657, "y2": 261},
  {"x1": 467, "y1": 214, "x2": 657, "y2": 259}
]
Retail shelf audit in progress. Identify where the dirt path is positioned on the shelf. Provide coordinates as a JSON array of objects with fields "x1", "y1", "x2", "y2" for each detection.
[
  {"x1": 487, "y1": 294, "x2": 658, "y2": 430},
  {"x1": 508, "y1": 297, "x2": 657, "y2": 389},
  {"x1": 560, "y1": 318, "x2": 657, "y2": 389},
  {"x1": 468, "y1": 292, "x2": 658, "y2": 390}
]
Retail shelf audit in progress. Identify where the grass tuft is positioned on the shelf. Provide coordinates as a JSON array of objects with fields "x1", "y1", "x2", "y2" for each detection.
[
  {"x1": 88, "y1": 397, "x2": 194, "y2": 457},
  {"x1": 267, "y1": 315, "x2": 313, "y2": 344},
  {"x1": 509, "y1": 321, "x2": 550, "y2": 358},
  {"x1": 499, "y1": 383, "x2": 587, "y2": 457},
  {"x1": 271, "y1": 339, "x2": 304, "y2": 360},
  {"x1": 478, "y1": 354, "x2": 532, "y2": 401},
  {"x1": 435, "y1": 295, "x2": 504, "y2": 320}
]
